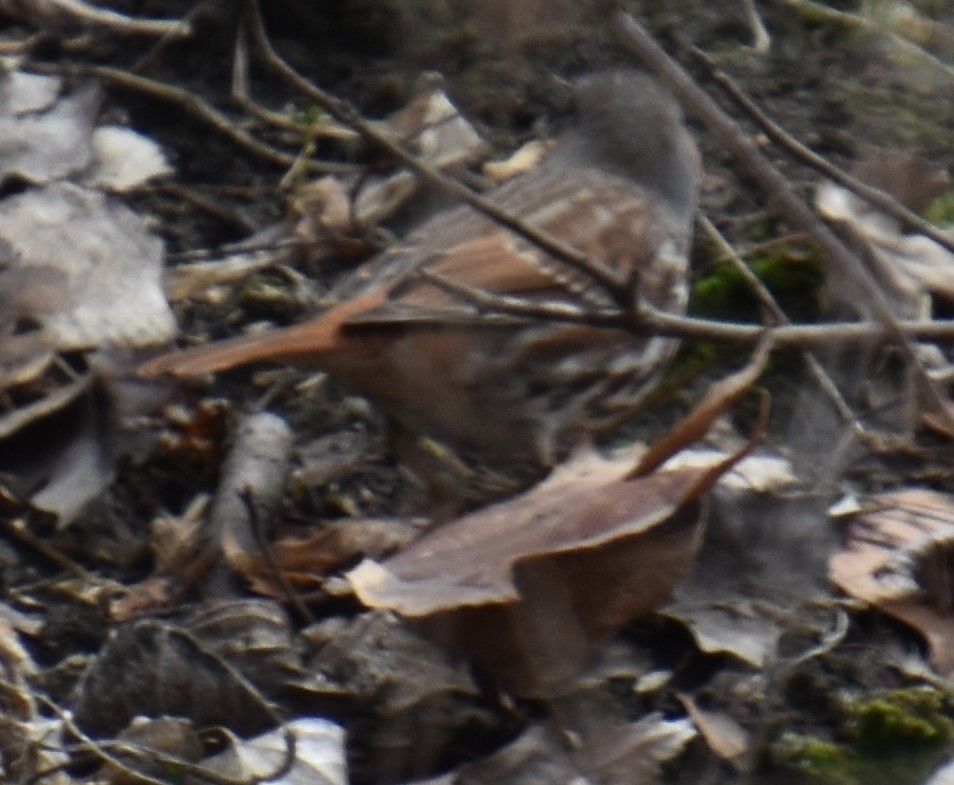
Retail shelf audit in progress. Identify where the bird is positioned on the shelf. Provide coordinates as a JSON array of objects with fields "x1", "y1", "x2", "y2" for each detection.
[{"x1": 140, "y1": 70, "x2": 699, "y2": 498}]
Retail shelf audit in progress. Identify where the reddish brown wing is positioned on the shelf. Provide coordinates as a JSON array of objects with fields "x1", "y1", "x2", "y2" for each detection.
[{"x1": 345, "y1": 166, "x2": 688, "y2": 325}]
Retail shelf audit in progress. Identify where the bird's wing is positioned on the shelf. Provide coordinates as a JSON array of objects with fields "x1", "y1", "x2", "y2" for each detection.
[{"x1": 344, "y1": 166, "x2": 684, "y2": 329}]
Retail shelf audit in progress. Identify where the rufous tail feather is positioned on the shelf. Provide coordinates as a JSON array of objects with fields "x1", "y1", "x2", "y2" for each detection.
[{"x1": 138, "y1": 290, "x2": 382, "y2": 378}]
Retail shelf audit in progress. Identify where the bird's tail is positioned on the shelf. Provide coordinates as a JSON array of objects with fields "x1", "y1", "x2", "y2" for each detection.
[{"x1": 138, "y1": 289, "x2": 383, "y2": 378}]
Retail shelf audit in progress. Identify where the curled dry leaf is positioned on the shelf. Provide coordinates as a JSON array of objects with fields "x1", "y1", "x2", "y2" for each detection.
[
  {"x1": 0, "y1": 71, "x2": 174, "y2": 522},
  {"x1": 188, "y1": 718, "x2": 346, "y2": 785},
  {"x1": 293, "y1": 176, "x2": 376, "y2": 264},
  {"x1": 663, "y1": 447, "x2": 832, "y2": 668},
  {"x1": 70, "y1": 620, "x2": 277, "y2": 737},
  {"x1": 302, "y1": 610, "x2": 489, "y2": 783},
  {"x1": 348, "y1": 451, "x2": 712, "y2": 695},
  {"x1": 348, "y1": 347, "x2": 769, "y2": 695},
  {"x1": 386, "y1": 79, "x2": 488, "y2": 170},
  {"x1": 816, "y1": 178, "x2": 954, "y2": 311},
  {"x1": 830, "y1": 488, "x2": 954, "y2": 674},
  {"x1": 99, "y1": 716, "x2": 203, "y2": 785}
]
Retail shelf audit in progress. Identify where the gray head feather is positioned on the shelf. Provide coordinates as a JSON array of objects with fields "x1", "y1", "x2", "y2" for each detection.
[{"x1": 552, "y1": 70, "x2": 699, "y2": 230}]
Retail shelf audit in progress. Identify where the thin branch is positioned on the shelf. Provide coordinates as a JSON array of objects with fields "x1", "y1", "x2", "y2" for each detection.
[
  {"x1": 235, "y1": 94, "x2": 362, "y2": 144},
  {"x1": 39, "y1": 0, "x2": 192, "y2": 38},
  {"x1": 775, "y1": 0, "x2": 954, "y2": 81},
  {"x1": 239, "y1": 488, "x2": 314, "y2": 624},
  {"x1": 352, "y1": 272, "x2": 954, "y2": 348},
  {"x1": 31, "y1": 691, "x2": 170, "y2": 785},
  {"x1": 693, "y1": 47, "x2": 954, "y2": 256},
  {"x1": 32, "y1": 685, "x2": 293, "y2": 785},
  {"x1": 648, "y1": 311, "x2": 954, "y2": 347},
  {"x1": 28, "y1": 62, "x2": 356, "y2": 175}
]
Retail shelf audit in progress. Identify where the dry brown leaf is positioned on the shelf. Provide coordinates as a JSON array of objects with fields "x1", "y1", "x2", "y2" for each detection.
[
  {"x1": 677, "y1": 693, "x2": 751, "y2": 771},
  {"x1": 348, "y1": 348, "x2": 768, "y2": 694},
  {"x1": 70, "y1": 620, "x2": 279, "y2": 738},
  {"x1": 348, "y1": 447, "x2": 741, "y2": 695},
  {"x1": 830, "y1": 488, "x2": 954, "y2": 674},
  {"x1": 663, "y1": 447, "x2": 830, "y2": 668},
  {"x1": 239, "y1": 518, "x2": 418, "y2": 598},
  {"x1": 816, "y1": 179, "x2": 954, "y2": 311},
  {"x1": 385, "y1": 80, "x2": 488, "y2": 170}
]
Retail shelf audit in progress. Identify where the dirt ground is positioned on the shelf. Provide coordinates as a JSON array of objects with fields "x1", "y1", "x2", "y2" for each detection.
[{"x1": 1, "y1": 1, "x2": 954, "y2": 784}]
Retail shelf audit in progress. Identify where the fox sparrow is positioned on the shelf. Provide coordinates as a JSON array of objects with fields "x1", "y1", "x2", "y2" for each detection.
[{"x1": 141, "y1": 71, "x2": 699, "y2": 490}]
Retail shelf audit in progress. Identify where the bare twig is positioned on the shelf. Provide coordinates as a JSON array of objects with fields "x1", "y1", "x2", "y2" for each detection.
[
  {"x1": 28, "y1": 62, "x2": 356, "y2": 175},
  {"x1": 37, "y1": 0, "x2": 192, "y2": 38},
  {"x1": 353, "y1": 272, "x2": 954, "y2": 348},
  {"x1": 700, "y1": 214, "x2": 872, "y2": 443},
  {"x1": 741, "y1": 0, "x2": 772, "y2": 52},
  {"x1": 612, "y1": 8, "x2": 954, "y2": 428},
  {"x1": 647, "y1": 311, "x2": 954, "y2": 347},
  {"x1": 1, "y1": 517, "x2": 126, "y2": 592},
  {"x1": 693, "y1": 48, "x2": 954, "y2": 256},
  {"x1": 239, "y1": 488, "x2": 314, "y2": 624},
  {"x1": 235, "y1": 94, "x2": 362, "y2": 144},
  {"x1": 31, "y1": 692, "x2": 170, "y2": 785},
  {"x1": 0, "y1": 34, "x2": 45, "y2": 55},
  {"x1": 132, "y1": 1, "x2": 211, "y2": 71}
]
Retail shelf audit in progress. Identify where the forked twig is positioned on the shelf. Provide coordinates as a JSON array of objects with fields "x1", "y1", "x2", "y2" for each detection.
[
  {"x1": 360, "y1": 268, "x2": 954, "y2": 349},
  {"x1": 700, "y1": 214, "x2": 871, "y2": 443},
  {"x1": 28, "y1": 62, "x2": 356, "y2": 175},
  {"x1": 611, "y1": 8, "x2": 954, "y2": 428},
  {"x1": 693, "y1": 48, "x2": 954, "y2": 256}
]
